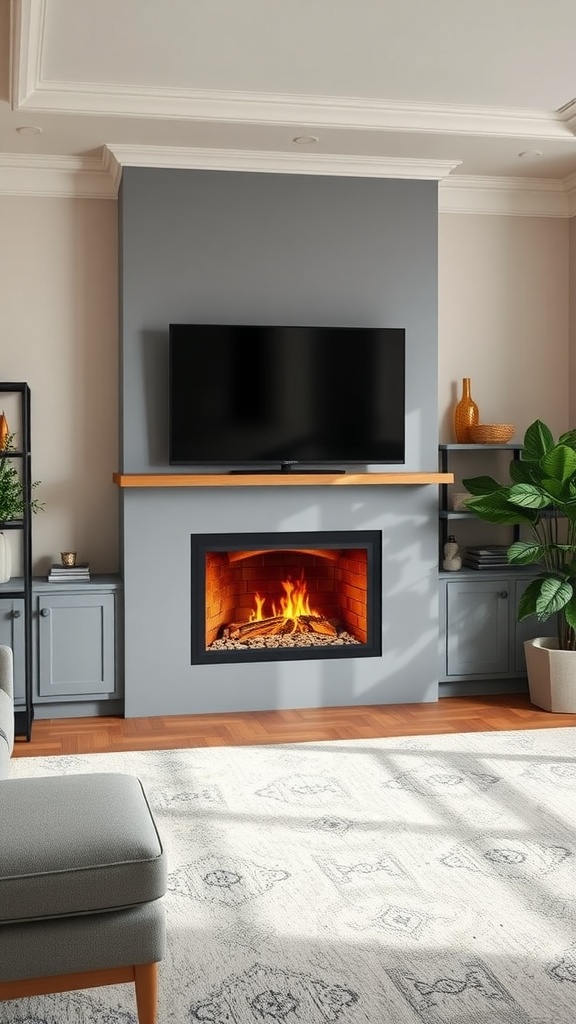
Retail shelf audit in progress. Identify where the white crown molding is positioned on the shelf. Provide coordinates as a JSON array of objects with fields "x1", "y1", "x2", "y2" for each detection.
[
  {"x1": 564, "y1": 172, "x2": 576, "y2": 217},
  {"x1": 11, "y1": 2, "x2": 576, "y2": 141},
  {"x1": 439, "y1": 175, "x2": 570, "y2": 217},
  {"x1": 0, "y1": 153, "x2": 116, "y2": 198},
  {"x1": 558, "y1": 97, "x2": 576, "y2": 136},
  {"x1": 15, "y1": 80, "x2": 576, "y2": 141},
  {"x1": 104, "y1": 144, "x2": 461, "y2": 181},
  {"x1": 9, "y1": 0, "x2": 45, "y2": 109},
  {"x1": 0, "y1": 146, "x2": 575, "y2": 216}
]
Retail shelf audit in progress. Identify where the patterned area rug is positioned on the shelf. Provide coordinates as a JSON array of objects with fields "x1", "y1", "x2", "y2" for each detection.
[{"x1": 5, "y1": 727, "x2": 576, "y2": 1023}]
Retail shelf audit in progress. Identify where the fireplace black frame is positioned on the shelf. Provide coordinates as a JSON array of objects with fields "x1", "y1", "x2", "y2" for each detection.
[{"x1": 191, "y1": 530, "x2": 382, "y2": 665}]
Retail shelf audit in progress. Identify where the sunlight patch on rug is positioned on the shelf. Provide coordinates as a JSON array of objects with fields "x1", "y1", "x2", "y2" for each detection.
[{"x1": 5, "y1": 728, "x2": 576, "y2": 1022}]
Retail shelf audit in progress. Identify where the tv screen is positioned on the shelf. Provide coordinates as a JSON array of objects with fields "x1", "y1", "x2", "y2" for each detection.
[{"x1": 169, "y1": 324, "x2": 405, "y2": 468}]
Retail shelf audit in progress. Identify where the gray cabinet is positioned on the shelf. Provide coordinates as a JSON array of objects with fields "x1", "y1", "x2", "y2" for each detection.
[
  {"x1": 0, "y1": 597, "x2": 25, "y2": 704},
  {"x1": 0, "y1": 576, "x2": 122, "y2": 714},
  {"x1": 440, "y1": 571, "x2": 540, "y2": 685},
  {"x1": 444, "y1": 577, "x2": 510, "y2": 677},
  {"x1": 36, "y1": 590, "x2": 116, "y2": 700},
  {"x1": 438, "y1": 443, "x2": 541, "y2": 695}
]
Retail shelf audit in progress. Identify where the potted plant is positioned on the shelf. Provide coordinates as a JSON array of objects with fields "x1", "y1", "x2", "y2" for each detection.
[
  {"x1": 0, "y1": 432, "x2": 43, "y2": 583},
  {"x1": 463, "y1": 419, "x2": 576, "y2": 712}
]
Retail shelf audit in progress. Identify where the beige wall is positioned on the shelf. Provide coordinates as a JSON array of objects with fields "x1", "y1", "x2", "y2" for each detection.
[
  {"x1": 439, "y1": 214, "x2": 569, "y2": 444},
  {"x1": 0, "y1": 195, "x2": 572, "y2": 575},
  {"x1": 0, "y1": 196, "x2": 118, "y2": 574},
  {"x1": 570, "y1": 216, "x2": 576, "y2": 428}
]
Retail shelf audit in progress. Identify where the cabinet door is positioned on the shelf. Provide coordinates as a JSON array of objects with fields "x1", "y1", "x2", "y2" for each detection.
[
  {"x1": 37, "y1": 593, "x2": 115, "y2": 698},
  {"x1": 513, "y1": 578, "x2": 543, "y2": 674},
  {"x1": 0, "y1": 598, "x2": 25, "y2": 703},
  {"x1": 446, "y1": 579, "x2": 510, "y2": 677}
]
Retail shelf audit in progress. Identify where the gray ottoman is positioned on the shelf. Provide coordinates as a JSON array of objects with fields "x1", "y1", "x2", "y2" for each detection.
[{"x1": 0, "y1": 771, "x2": 167, "y2": 1024}]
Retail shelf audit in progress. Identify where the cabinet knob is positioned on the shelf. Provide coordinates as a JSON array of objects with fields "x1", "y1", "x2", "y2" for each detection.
[
  {"x1": 12, "y1": 609, "x2": 21, "y2": 618},
  {"x1": 499, "y1": 590, "x2": 508, "y2": 599},
  {"x1": 40, "y1": 607, "x2": 50, "y2": 617}
]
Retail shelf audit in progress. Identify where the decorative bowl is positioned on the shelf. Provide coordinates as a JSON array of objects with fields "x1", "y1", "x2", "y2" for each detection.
[{"x1": 468, "y1": 423, "x2": 515, "y2": 444}]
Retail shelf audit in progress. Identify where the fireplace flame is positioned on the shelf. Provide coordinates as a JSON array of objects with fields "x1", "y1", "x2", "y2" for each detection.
[{"x1": 249, "y1": 573, "x2": 315, "y2": 623}]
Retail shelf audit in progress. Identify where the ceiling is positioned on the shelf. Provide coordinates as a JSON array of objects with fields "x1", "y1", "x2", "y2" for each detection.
[{"x1": 2, "y1": 0, "x2": 576, "y2": 212}]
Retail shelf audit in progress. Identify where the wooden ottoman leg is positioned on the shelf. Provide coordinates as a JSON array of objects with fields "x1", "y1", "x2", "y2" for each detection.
[{"x1": 134, "y1": 962, "x2": 159, "y2": 1024}]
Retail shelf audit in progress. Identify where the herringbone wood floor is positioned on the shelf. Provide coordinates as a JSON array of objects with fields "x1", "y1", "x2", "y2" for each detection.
[{"x1": 13, "y1": 693, "x2": 576, "y2": 757}]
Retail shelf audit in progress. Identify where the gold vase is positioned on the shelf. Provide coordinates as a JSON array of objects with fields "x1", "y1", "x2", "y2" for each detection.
[
  {"x1": 453, "y1": 377, "x2": 479, "y2": 442},
  {"x1": 0, "y1": 411, "x2": 8, "y2": 450}
]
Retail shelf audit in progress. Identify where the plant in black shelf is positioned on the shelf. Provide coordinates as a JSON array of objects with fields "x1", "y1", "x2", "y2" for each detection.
[
  {"x1": 463, "y1": 420, "x2": 576, "y2": 651},
  {"x1": 0, "y1": 432, "x2": 44, "y2": 523}
]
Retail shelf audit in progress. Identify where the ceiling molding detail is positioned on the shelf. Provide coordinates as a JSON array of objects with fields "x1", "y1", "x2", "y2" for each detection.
[
  {"x1": 104, "y1": 144, "x2": 462, "y2": 181},
  {"x1": 558, "y1": 97, "x2": 576, "y2": 136},
  {"x1": 9, "y1": 0, "x2": 45, "y2": 109},
  {"x1": 15, "y1": 83, "x2": 576, "y2": 142},
  {"x1": 438, "y1": 176, "x2": 570, "y2": 218},
  {"x1": 10, "y1": 2, "x2": 576, "y2": 141},
  {"x1": 0, "y1": 153, "x2": 117, "y2": 198},
  {"x1": 564, "y1": 173, "x2": 576, "y2": 217},
  {"x1": 1, "y1": 146, "x2": 576, "y2": 215}
]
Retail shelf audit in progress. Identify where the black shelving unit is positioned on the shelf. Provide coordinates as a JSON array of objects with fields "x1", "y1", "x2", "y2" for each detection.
[
  {"x1": 438, "y1": 443, "x2": 522, "y2": 562},
  {"x1": 0, "y1": 383, "x2": 33, "y2": 740}
]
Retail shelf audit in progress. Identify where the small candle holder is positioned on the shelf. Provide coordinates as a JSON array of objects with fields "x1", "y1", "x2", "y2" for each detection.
[{"x1": 61, "y1": 551, "x2": 77, "y2": 567}]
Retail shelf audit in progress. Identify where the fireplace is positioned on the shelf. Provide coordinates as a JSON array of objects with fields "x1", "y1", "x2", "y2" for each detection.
[{"x1": 191, "y1": 530, "x2": 382, "y2": 665}]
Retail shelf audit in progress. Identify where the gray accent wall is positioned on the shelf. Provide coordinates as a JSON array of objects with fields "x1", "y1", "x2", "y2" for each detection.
[{"x1": 119, "y1": 168, "x2": 439, "y2": 717}]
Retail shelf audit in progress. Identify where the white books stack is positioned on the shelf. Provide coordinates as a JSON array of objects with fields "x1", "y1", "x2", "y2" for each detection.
[{"x1": 48, "y1": 562, "x2": 91, "y2": 583}]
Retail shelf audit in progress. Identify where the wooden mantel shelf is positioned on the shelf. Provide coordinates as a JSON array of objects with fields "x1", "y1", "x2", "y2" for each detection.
[{"x1": 113, "y1": 472, "x2": 453, "y2": 488}]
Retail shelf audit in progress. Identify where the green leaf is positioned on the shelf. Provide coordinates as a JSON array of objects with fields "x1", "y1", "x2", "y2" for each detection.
[
  {"x1": 0, "y1": 431, "x2": 43, "y2": 521},
  {"x1": 564, "y1": 594, "x2": 576, "y2": 631},
  {"x1": 559, "y1": 429, "x2": 576, "y2": 450},
  {"x1": 541, "y1": 444, "x2": 576, "y2": 483},
  {"x1": 461, "y1": 475, "x2": 503, "y2": 496},
  {"x1": 540, "y1": 478, "x2": 568, "y2": 501},
  {"x1": 517, "y1": 579, "x2": 542, "y2": 621},
  {"x1": 507, "y1": 541, "x2": 545, "y2": 565},
  {"x1": 464, "y1": 493, "x2": 534, "y2": 525},
  {"x1": 523, "y1": 420, "x2": 554, "y2": 461},
  {"x1": 509, "y1": 458, "x2": 537, "y2": 485},
  {"x1": 507, "y1": 484, "x2": 552, "y2": 510},
  {"x1": 536, "y1": 578, "x2": 573, "y2": 619}
]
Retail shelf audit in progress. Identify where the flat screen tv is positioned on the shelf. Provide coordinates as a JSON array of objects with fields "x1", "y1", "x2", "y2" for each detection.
[{"x1": 169, "y1": 324, "x2": 405, "y2": 469}]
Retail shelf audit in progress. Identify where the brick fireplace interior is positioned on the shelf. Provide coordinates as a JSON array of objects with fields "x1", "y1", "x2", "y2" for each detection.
[{"x1": 192, "y1": 530, "x2": 382, "y2": 664}]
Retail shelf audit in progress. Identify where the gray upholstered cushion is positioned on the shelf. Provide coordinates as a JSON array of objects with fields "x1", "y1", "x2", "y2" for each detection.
[
  {"x1": 0, "y1": 900, "x2": 166, "y2": 983},
  {"x1": 0, "y1": 773, "x2": 166, "y2": 924}
]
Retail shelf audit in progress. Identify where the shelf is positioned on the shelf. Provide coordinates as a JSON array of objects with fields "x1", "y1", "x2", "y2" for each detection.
[
  {"x1": 113, "y1": 472, "x2": 454, "y2": 488},
  {"x1": 0, "y1": 382, "x2": 33, "y2": 741},
  {"x1": 439, "y1": 510, "x2": 477, "y2": 519},
  {"x1": 439, "y1": 443, "x2": 521, "y2": 451}
]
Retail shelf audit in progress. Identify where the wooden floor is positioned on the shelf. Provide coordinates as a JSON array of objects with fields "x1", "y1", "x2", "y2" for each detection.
[{"x1": 13, "y1": 693, "x2": 576, "y2": 757}]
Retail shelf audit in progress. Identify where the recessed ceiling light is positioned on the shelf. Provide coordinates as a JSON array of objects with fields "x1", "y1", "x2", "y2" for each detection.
[
  {"x1": 16, "y1": 125, "x2": 43, "y2": 136},
  {"x1": 518, "y1": 149, "x2": 542, "y2": 158},
  {"x1": 292, "y1": 135, "x2": 318, "y2": 145}
]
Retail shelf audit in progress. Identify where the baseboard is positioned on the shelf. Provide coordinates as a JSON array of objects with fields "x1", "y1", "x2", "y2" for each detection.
[
  {"x1": 31, "y1": 699, "x2": 124, "y2": 719},
  {"x1": 439, "y1": 678, "x2": 529, "y2": 698}
]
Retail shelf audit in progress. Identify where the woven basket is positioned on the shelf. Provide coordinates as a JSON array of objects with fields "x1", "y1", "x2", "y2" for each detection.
[{"x1": 468, "y1": 423, "x2": 515, "y2": 444}]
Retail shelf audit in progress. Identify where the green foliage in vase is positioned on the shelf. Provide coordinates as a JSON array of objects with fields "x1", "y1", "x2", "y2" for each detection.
[
  {"x1": 463, "y1": 420, "x2": 576, "y2": 651},
  {"x1": 0, "y1": 433, "x2": 44, "y2": 524}
]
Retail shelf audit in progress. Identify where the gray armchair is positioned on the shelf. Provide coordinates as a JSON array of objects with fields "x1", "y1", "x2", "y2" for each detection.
[{"x1": 0, "y1": 646, "x2": 167, "y2": 1024}]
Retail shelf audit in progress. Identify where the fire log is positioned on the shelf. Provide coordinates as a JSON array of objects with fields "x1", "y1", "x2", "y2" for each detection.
[{"x1": 226, "y1": 613, "x2": 337, "y2": 641}]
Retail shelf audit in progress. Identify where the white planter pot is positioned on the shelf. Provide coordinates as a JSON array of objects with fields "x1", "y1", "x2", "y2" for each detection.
[
  {"x1": 524, "y1": 637, "x2": 576, "y2": 713},
  {"x1": 0, "y1": 532, "x2": 11, "y2": 584}
]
